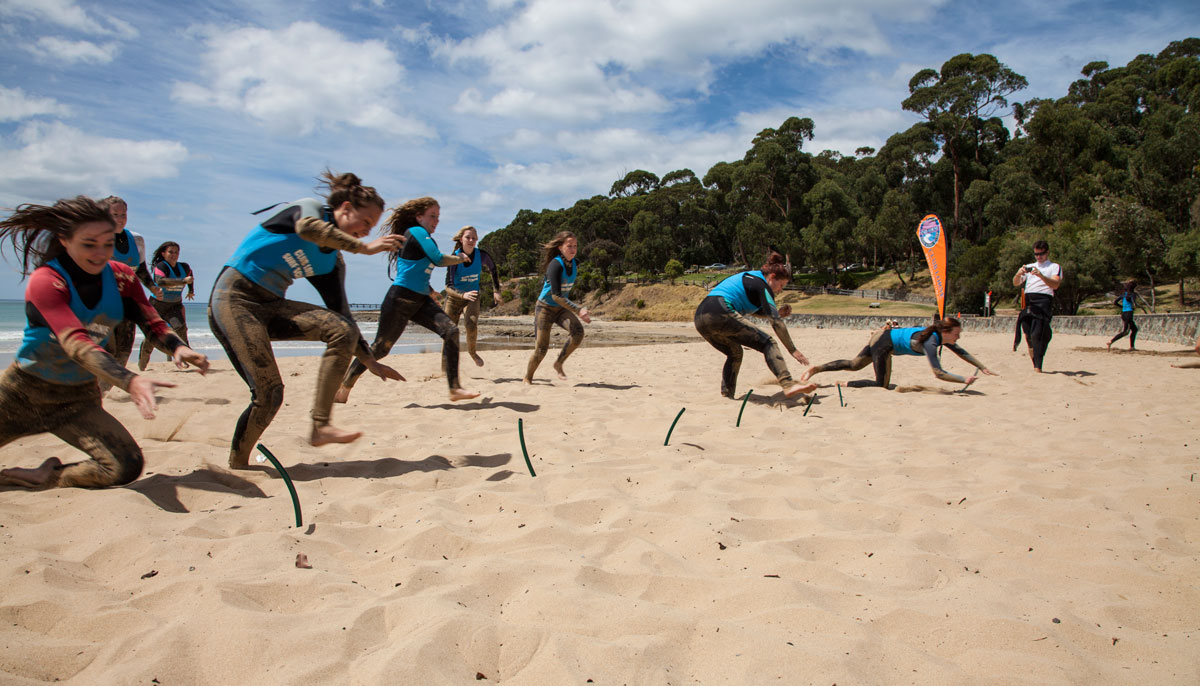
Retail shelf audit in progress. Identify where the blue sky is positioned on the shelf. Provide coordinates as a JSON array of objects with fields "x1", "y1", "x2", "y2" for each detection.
[{"x1": 1, "y1": 0, "x2": 1197, "y2": 303}]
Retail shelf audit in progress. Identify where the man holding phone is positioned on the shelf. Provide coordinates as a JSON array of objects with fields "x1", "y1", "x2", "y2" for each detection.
[{"x1": 1012, "y1": 240, "x2": 1064, "y2": 372}]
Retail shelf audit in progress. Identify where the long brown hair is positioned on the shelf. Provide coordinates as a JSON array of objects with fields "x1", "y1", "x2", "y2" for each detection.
[
  {"x1": 759, "y1": 250, "x2": 790, "y2": 281},
  {"x1": 0, "y1": 196, "x2": 116, "y2": 277},
  {"x1": 539, "y1": 231, "x2": 577, "y2": 273},
  {"x1": 384, "y1": 196, "x2": 438, "y2": 275},
  {"x1": 317, "y1": 170, "x2": 384, "y2": 213},
  {"x1": 914, "y1": 317, "x2": 961, "y2": 347}
]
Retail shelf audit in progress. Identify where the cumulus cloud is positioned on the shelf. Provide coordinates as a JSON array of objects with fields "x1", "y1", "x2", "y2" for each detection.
[
  {"x1": 172, "y1": 21, "x2": 434, "y2": 138},
  {"x1": 0, "y1": 85, "x2": 69, "y2": 121},
  {"x1": 0, "y1": 0, "x2": 136, "y2": 38},
  {"x1": 0, "y1": 121, "x2": 188, "y2": 203},
  {"x1": 442, "y1": 0, "x2": 945, "y2": 121},
  {"x1": 27, "y1": 36, "x2": 118, "y2": 63}
]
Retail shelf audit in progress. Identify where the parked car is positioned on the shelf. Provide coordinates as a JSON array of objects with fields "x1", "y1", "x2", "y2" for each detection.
[{"x1": 703, "y1": 263, "x2": 727, "y2": 270}]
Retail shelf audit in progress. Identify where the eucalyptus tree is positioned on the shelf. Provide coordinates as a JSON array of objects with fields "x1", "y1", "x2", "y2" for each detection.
[{"x1": 902, "y1": 53, "x2": 1027, "y2": 237}]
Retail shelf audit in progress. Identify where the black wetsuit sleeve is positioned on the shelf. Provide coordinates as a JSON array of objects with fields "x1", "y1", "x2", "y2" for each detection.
[
  {"x1": 182, "y1": 262, "x2": 195, "y2": 297},
  {"x1": 945, "y1": 343, "x2": 986, "y2": 373},
  {"x1": 743, "y1": 274, "x2": 796, "y2": 354},
  {"x1": 481, "y1": 250, "x2": 502, "y2": 291},
  {"x1": 921, "y1": 337, "x2": 968, "y2": 383},
  {"x1": 445, "y1": 261, "x2": 458, "y2": 290},
  {"x1": 306, "y1": 255, "x2": 374, "y2": 361}
]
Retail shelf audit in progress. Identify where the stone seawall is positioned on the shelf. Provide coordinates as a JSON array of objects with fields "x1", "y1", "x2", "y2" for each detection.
[{"x1": 784, "y1": 312, "x2": 1200, "y2": 345}]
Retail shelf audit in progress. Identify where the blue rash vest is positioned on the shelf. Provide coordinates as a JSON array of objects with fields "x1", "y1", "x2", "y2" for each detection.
[
  {"x1": 155, "y1": 262, "x2": 189, "y2": 303},
  {"x1": 706, "y1": 270, "x2": 773, "y2": 315},
  {"x1": 449, "y1": 248, "x2": 483, "y2": 292},
  {"x1": 225, "y1": 198, "x2": 340, "y2": 298},
  {"x1": 889, "y1": 326, "x2": 941, "y2": 356},
  {"x1": 1119, "y1": 292, "x2": 1134, "y2": 313},
  {"x1": 17, "y1": 258, "x2": 124, "y2": 384},
  {"x1": 538, "y1": 256, "x2": 577, "y2": 306},
  {"x1": 391, "y1": 226, "x2": 444, "y2": 293},
  {"x1": 112, "y1": 228, "x2": 141, "y2": 269}
]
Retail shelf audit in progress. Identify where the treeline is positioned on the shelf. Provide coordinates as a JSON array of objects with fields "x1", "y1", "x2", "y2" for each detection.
[{"x1": 480, "y1": 38, "x2": 1200, "y2": 314}]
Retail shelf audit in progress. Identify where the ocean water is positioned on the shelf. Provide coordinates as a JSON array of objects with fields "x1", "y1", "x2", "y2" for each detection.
[{"x1": 0, "y1": 300, "x2": 444, "y2": 366}]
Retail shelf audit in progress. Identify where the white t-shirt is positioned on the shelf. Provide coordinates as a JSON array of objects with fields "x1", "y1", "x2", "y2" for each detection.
[{"x1": 1023, "y1": 260, "x2": 1061, "y2": 296}]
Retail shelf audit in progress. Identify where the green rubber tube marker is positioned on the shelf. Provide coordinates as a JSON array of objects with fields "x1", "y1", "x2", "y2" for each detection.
[{"x1": 255, "y1": 443, "x2": 302, "y2": 528}]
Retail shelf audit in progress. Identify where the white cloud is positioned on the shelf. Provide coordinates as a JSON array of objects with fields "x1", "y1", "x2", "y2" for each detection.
[
  {"x1": 441, "y1": 0, "x2": 946, "y2": 120},
  {"x1": 0, "y1": 121, "x2": 188, "y2": 204},
  {"x1": 27, "y1": 36, "x2": 118, "y2": 63},
  {"x1": 0, "y1": 85, "x2": 69, "y2": 121},
  {"x1": 0, "y1": 0, "x2": 137, "y2": 38},
  {"x1": 172, "y1": 21, "x2": 434, "y2": 138}
]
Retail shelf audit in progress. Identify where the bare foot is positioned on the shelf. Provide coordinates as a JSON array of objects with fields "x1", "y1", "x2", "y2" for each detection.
[
  {"x1": 310, "y1": 423, "x2": 362, "y2": 447},
  {"x1": 333, "y1": 386, "x2": 351, "y2": 404},
  {"x1": 784, "y1": 382, "x2": 818, "y2": 399},
  {"x1": 552, "y1": 362, "x2": 568, "y2": 380},
  {"x1": 0, "y1": 457, "x2": 62, "y2": 488},
  {"x1": 522, "y1": 377, "x2": 533, "y2": 385},
  {"x1": 470, "y1": 353, "x2": 484, "y2": 367},
  {"x1": 450, "y1": 387, "x2": 480, "y2": 401},
  {"x1": 1034, "y1": 367, "x2": 1042, "y2": 373},
  {"x1": 1106, "y1": 342, "x2": 1112, "y2": 351}
]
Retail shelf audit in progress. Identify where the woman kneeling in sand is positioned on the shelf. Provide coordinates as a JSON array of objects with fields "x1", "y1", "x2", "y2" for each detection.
[
  {"x1": 802, "y1": 318, "x2": 997, "y2": 389},
  {"x1": 0, "y1": 197, "x2": 208, "y2": 489},
  {"x1": 693, "y1": 252, "x2": 815, "y2": 399}
]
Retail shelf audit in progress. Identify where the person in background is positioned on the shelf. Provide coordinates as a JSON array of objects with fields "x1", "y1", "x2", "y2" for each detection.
[
  {"x1": 1012, "y1": 240, "x2": 1063, "y2": 373},
  {"x1": 443, "y1": 225, "x2": 503, "y2": 367},
  {"x1": 1107, "y1": 280, "x2": 1149, "y2": 351},
  {"x1": 524, "y1": 231, "x2": 590, "y2": 384},
  {"x1": 97, "y1": 196, "x2": 161, "y2": 379},
  {"x1": 138, "y1": 241, "x2": 195, "y2": 369}
]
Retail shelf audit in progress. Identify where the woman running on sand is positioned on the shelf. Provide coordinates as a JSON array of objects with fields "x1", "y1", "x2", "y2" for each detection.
[
  {"x1": 693, "y1": 252, "x2": 815, "y2": 399},
  {"x1": 443, "y1": 225, "x2": 503, "y2": 367},
  {"x1": 0, "y1": 196, "x2": 208, "y2": 489},
  {"x1": 1107, "y1": 280, "x2": 1148, "y2": 351},
  {"x1": 337, "y1": 197, "x2": 479, "y2": 402},
  {"x1": 138, "y1": 241, "x2": 195, "y2": 369},
  {"x1": 524, "y1": 231, "x2": 590, "y2": 384},
  {"x1": 801, "y1": 318, "x2": 997, "y2": 389},
  {"x1": 209, "y1": 171, "x2": 403, "y2": 469}
]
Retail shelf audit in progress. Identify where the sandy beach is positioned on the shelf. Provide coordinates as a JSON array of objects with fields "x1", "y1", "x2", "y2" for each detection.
[{"x1": 1, "y1": 321, "x2": 1197, "y2": 685}]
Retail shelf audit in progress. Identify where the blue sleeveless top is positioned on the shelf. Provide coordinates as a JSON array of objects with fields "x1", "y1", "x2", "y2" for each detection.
[
  {"x1": 155, "y1": 261, "x2": 188, "y2": 303},
  {"x1": 538, "y1": 256, "x2": 577, "y2": 306},
  {"x1": 392, "y1": 226, "x2": 444, "y2": 293},
  {"x1": 17, "y1": 258, "x2": 124, "y2": 384},
  {"x1": 112, "y1": 229, "x2": 140, "y2": 269},
  {"x1": 707, "y1": 270, "x2": 772, "y2": 314},
  {"x1": 226, "y1": 199, "x2": 340, "y2": 297},
  {"x1": 889, "y1": 326, "x2": 941, "y2": 356},
  {"x1": 449, "y1": 248, "x2": 483, "y2": 292}
]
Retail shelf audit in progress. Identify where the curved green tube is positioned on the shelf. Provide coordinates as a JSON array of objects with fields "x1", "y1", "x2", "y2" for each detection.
[
  {"x1": 664, "y1": 407, "x2": 685, "y2": 446},
  {"x1": 255, "y1": 443, "x2": 302, "y2": 528},
  {"x1": 518, "y1": 418, "x2": 536, "y2": 477},
  {"x1": 736, "y1": 389, "x2": 752, "y2": 427}
]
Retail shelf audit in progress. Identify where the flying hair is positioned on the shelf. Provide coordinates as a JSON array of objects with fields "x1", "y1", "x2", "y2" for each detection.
[
  {"x1": 0, "y1": 196, "x2": 116, "y2": 277},
  {"x1": 539, "y1": 231, "x2": 576, "y2": 273},
  {"x1": 317, "y1": 169, "x2": 384, "y2": 213}
]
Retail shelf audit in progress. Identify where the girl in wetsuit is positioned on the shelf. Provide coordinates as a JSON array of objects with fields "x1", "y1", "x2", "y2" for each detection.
[
  {"x1": 443, "y1": 225, "x2": 504, "y2": 367},
  {"x1": 693, "y1": 253, "x2": 815, "y2": 399},
  {"x1": 524, "y1": 231, "x2": 591, "y2": 384},
  {"x1": 0, "y1": 196, "x2": 208, "y2": 489},
  {"x1": 337, "y1": 197, "x2": 480, "y2": 402},
  {"x1": 801, "y1": 318, "x2": 997, "y2": 389},
  {"x1": 138, "y1": 241, "x2": 195, "y2": 370},
  {"x1": 209, "y1": 171, "x2": 403, "y2": 469},
  {"x1": 97, "y1": 196, "x2": 161, "y2": 377},
  {"x1": 1107, "y1": 280, "x2": 1148, "y2": 351}
]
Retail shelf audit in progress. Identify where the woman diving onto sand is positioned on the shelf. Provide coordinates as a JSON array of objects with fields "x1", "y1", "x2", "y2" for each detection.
[
  {"x1": 524, "y1": 231, "x2": 591, "y2": 384},
  {"x1": 801, "y1": 318, "x2": 997, "y2": 389},
  {"x1": 693, "y1": 252, "x2": 815, "y2": 399},
  {"x1": 443, "y1": 225, "x2": 503, "y2": 367},
  {"x1": 337, "y1": 196, "x2": 479, "y2": 402},
  {"x1": 0, "y1": 196, "x2": 208, "y2": 489},
  {"x1": 209, "y1": 171, "x2": 403, "y2": 469}
]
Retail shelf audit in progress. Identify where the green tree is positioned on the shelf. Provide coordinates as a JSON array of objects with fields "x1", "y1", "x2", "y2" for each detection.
[
  {"x1": 664, "y1": 259, "x2": 684, "y2": 284},
  {"x1": 902, "y1": 53, "x2": 1027, "y2": 237}
]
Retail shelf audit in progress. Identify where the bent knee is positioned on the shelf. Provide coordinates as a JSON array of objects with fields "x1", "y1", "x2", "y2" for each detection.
[{"x1": 112, "y1": 452, "x2": 145, "y2": 486}]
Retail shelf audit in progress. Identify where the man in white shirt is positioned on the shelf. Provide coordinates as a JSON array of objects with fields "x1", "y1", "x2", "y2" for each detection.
[{"x1": 1012, "y1": 240, "x2": 1064, "y2": 372}]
